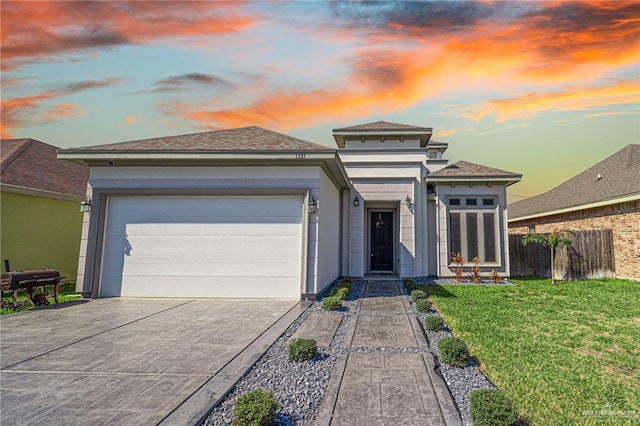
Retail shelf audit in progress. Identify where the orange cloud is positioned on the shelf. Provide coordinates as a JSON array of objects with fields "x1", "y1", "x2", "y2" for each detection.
[
  {"x1": 466, "y1": 80, "x2": 640, "y2": 123},
  {"x1": 1, "y1": 78, "x2": 122, "y2": 135},
  {"x1": 122, "y1": 115, "x2": 143, "y2": 125},
  {"x1": 1, "y1": 1, "x2": 255, "y2": 69}
]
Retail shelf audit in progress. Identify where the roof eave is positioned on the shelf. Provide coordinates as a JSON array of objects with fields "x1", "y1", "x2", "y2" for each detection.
[
  {"x1": 332, "y1": 129, "x2": 433, "y2": 148},
  {"x1": 509, "y1": 192, "x2": 640, "y2": 222},
  {"x1": 426, "y1": 175, "x2": 522, "y2": 186}
]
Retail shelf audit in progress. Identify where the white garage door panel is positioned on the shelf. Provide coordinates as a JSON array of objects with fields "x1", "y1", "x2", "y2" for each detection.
[
  {"x1": 102, "y1": 276, "x2": 299, "y2": 298},
  {"x1": 100, "y1": 196, "x2": 304, "y2": 299}
]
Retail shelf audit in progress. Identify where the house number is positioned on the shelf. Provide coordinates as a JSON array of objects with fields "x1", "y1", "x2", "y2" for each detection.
[{"x1": 296, "y1": 153, "x2": 306, "y2": 159}]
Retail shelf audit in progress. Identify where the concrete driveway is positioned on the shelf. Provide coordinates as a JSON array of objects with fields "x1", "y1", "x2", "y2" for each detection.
[{"x1": 1, "y1": 298, "x2": 300, "y2": 425}]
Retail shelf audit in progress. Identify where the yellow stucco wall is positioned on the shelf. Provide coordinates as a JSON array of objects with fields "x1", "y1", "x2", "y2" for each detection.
[{"x1": 0, "y1": 191, "x2": 83, "y2": 281}]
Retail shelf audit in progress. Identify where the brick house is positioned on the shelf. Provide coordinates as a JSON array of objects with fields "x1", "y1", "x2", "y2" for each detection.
[{"x1": 508, "y1": 144, "x2": 640, "y2": 280}]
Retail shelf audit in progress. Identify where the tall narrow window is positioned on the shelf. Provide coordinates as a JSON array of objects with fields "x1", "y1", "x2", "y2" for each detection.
[
  {"x1": 483, "y1": 213, "x2": 496, "y2": 262},
  {"x1": 450, "y1": 213, "x2": 461, "y2": 254}
]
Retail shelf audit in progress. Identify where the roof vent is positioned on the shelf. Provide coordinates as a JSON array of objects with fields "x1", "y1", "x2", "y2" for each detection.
[{"x1": 596, "y1": 173, "x2": 602, "y2": 181}]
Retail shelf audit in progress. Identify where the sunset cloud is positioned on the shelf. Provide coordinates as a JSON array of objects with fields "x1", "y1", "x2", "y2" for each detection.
[
  {"x1": 466, "y1": 80, "x2": 640, "y2": 123},
  {"x1": 1, "y1": 1, "x2": 256, "y2": 69},
  {"x1": 142, "y1": 73, "x2": 230, "y2": 94},
  {"x1": 42, "y1": 104, "x2": 84, "y2": 122},
  {"x1": 1, "y1": 78, "x2": 122, "y2": 136},
  {"x1": 122, "y1": 115, "x2": 143, "y2": 126}
]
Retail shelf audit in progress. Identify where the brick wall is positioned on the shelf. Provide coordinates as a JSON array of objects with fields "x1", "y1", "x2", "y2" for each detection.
[{"x1": 509, "y1": 200, "x2": 640, "y2": 280}]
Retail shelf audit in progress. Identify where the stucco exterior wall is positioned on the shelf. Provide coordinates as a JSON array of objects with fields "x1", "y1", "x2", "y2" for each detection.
[
  {"x1": 509, "y1": 200, "x2": 640, "y2": 280},
  {"x1": 317, "y1": 170, "x2": 342, "y2": 293},
  {"x1": 1, "y1": 191, "x2": 83, "y2": 280}
]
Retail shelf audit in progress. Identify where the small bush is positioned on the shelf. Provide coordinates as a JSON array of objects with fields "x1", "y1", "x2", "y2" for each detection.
[
  {"x1": 330, "y1": 281, "x2": 351, "y2": 297},
  {"x1": 424, "y1": 316, "x2": 444, "y2": 332},
  {"x1": 405, "y1": 282, "x2": 418, "y2": 293},
  {"x1": 322, "y1": 296, "x2": 342, "y2": 311},
  {"x1": 411, "y1": 289, "x2": 427, "y2": 302},
  {"x1": 336, "y1": 287, "x2": 349, "y2": 300},
  {"x1": 233, "y1": 389, "x2": 278, "y2": 426},
  {"x1": 470, "y1": 389, "x2": 518, "y2": 426},
  {"x1": 438, "y1": 336, "x2": 470, "y2": 367},
  {"x1": 288, "y1": 338, "x2": 317, "y2": 362},
  {"x1": 415, "y1": 298, "x2": 432, "y2": 313},
  {"x1": 340, "y1": 277, "x2": 352, "y2": 284}
]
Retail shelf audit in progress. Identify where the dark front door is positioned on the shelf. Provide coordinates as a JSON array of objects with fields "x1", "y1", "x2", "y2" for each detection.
[{"x1": 370, "y1": 211, "x2": 394, "y2": 271}]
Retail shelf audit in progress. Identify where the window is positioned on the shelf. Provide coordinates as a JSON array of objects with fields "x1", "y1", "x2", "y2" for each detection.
[{"x1": 447, "y1": 196, "x2": 499, "y2": 264}]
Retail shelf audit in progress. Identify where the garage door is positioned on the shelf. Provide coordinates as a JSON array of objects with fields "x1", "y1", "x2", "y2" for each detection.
[{"x1": 99, "y1": 196, "x2": 304, "y2": 299}]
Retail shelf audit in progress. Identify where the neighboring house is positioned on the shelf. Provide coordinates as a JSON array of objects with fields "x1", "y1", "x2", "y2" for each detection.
[
  {"x1": 1, "y1": 138, "x2": 89, "y2": 280},
  {"x1": 58, "y1": 122, "x2": 521, "y2": 299},
  {"x1": 509, "y1": 144, "x2": 640, "y2": 280}
]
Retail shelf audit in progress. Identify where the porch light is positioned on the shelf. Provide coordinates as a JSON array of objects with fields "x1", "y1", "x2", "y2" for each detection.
[
  {"x1": 405, "y1": 195, "x2": 412, "y2": 207},
  {"x1": 80, "y1": 196, "x2": 92, "y2": 213},
  {"x1": 309, "y1": 197, "x2": 318, "y2": 213},
  {"x1": 353, "y1": 195, "x2": 360, "y2": 207}
]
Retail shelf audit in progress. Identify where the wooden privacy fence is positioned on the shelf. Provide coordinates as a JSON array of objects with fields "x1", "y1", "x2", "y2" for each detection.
[{"x1": 509, "y1": 229, "x2": 615, "y2": 279}]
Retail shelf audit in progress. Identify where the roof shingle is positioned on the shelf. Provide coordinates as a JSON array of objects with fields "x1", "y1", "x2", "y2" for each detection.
[
  {"x1": 333, "y1": 121, "x2": 432, "y2": 132},
  {"x1": 509, "y1": 144, "x2": 640, "y2": 219},
  {"x1": 67, "y1": 126, "x2": 331, "y2": 152},
  {"x1": 1, "y1": 138, "x2": 88, "y2": 197},
  {"x1": 428, "y1": 160, "x2": 522, "y2": 179}
]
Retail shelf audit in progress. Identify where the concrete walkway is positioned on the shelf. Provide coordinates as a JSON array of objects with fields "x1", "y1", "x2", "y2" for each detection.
[
  {"x1": 317, "y1": 280, "x2": 461, "y2": 426},
  {"x1": 0, "y1": 298, "x2": 303, "y2": 426}
]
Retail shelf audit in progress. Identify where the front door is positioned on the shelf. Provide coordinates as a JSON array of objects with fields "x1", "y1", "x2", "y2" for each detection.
[{"x1": 370, "y1": 211, "x2": 394, "y2": 271}]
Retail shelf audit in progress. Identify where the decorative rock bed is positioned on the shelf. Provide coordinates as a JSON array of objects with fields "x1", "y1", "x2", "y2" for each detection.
[{"x1": 204, "y1": 279, "x2": 499, "y2": 425}]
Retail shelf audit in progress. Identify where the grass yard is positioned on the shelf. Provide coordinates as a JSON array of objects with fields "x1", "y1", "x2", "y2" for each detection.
[
  {"x1": 1, "y1": 282, "x2": 80, "y2": 315},
  {"x1": 428, "y1": 278, "x2": 640, "y2": 425}
]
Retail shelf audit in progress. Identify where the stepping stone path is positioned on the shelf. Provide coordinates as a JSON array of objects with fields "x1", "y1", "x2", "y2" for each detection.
[
  {"x1": 291, "y1": 313, "x2": 343, "y2": 348},
  {"x1": 316, "y1": 279, "x2": 461, "y2": 426}
]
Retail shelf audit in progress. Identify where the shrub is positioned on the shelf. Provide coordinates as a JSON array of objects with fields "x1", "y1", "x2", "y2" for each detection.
[
  {"x1": 415, "y1": 298, "x2": 431, "y2": 313},
  {"x1": 340, "y1": 277, "x2": 352, "y2": 284},
  {"x1": 288, "y1": 338, "x2": 317, "y2": 362},
  {"x1": 233, "y1": 389, "x2": 278, "y2": 426},
  {"x1": 491, "y1": 270, "x2": 501, "y2": 284},
  {"x1": 438, "y1": 336, "x2": 470, "y2": 367},
  {"x1": 330, "y1": 281, "x2": 351, "y2": 297},
  {"x1": 322, "y1": 296, "x2": 342, "y2": 311},
  {"x1": 336, "y1": 287, "x2": 349, "y2": 300},
  {"x1": 470, "y1": 389, "x2": 518, "y2": 426},
  {"x1": 424, "y1": 316, "x2": 444, "y2": 332},
  {"x1": 405, "y1": 282, "x2": 418, "y2": 293},
  {"x1": 411, "y1": 289, "x2": 427, "y2": 302}
]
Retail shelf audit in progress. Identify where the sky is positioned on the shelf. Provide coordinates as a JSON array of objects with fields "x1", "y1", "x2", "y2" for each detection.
[{"x1": 1, "y1": 0, "x2": 639, "y2": 202}]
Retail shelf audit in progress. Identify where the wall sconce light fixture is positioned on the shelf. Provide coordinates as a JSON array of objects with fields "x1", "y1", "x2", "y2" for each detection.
[
  {"x1": 80, "y1": 195, "x2": 92, "y2": 213},
  {"x1": 309, "y1": 197, "x2": 318, "y2": 213},
  {"x1": 353, "y1": 195, "x2": 360, "y2": 207},
  {"x1": 405, "y1": 195, "x2": 412, "y2": 207}
]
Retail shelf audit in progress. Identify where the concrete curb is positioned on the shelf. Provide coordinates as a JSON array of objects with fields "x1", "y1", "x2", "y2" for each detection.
[
  {"x1": 314, "y1": 354, "x2": 348, "y2": 426},
  {"x1": 159, "y1": 300, "x2": 311, "y2": 426},
  {"x1": 423, "y1": 353, "x2": 463, "y2": 426}
]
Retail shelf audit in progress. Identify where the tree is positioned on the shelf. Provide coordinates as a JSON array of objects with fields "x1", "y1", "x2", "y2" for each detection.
[{"x1": 522, "y1": 230, "x2": 574, "y2": 285}]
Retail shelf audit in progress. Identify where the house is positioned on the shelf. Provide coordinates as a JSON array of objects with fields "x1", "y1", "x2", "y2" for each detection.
[
  {"x1": 58, "y1": 122, "x2": 521, "y2": 299},
  {"x1": 1, "y1": 138, "x2": 89, "y2": 279},
  {"x1": 508, "y1": 144, "x2": 640, "y2": 280}
]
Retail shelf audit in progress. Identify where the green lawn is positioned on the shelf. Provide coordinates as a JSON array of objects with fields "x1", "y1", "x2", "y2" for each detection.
[
  {"x1": 1, "y1": 282, "x2": 80, "y2": 315},
  {"x1": 428, "y1": 278, "x2": 640, "y2": 425}
]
